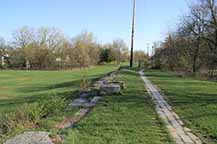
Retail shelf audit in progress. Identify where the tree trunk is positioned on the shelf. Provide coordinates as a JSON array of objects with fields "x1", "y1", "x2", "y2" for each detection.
[{"x1": 192, "y1": 37, "x2": 200, "y2": 74}]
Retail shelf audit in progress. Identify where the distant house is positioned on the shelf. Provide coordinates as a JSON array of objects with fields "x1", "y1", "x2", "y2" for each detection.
[
  {"x1": 1, "y1": 54, "x2": 9, "y2": 67},
  {"x1": 0, "y1": 56, "x2": 3, "y2": 66}
]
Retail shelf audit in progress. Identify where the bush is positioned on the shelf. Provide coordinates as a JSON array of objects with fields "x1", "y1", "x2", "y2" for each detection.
[
  {"x1": 0, "y1": 113, "x2": 16, "y2": 135},
  {"x1": 39, "y1": 95, "x2": 67, "y2": 117},
  {"x1": 0, "y1": 95, "x2": 68, "y2": 138}
]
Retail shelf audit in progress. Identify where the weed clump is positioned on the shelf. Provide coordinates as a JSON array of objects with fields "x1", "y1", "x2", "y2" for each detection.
[{"x1": 0, "y1": 95, "x2": 67, "y2": 140}]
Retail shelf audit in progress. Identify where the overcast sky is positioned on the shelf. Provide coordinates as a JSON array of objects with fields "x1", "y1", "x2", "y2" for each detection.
[{"x1": 0, "y1": 0, "x2": 193, "y2": 51}]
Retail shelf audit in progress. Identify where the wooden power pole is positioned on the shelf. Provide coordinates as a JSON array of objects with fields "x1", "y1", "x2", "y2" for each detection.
[{"x1": 130, "y1": 0, "x2": 136, "y2": 67}]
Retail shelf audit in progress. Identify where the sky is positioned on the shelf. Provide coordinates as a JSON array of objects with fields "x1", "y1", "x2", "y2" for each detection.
[{"x1": 0, "y1": 0, "x2": 192, "y2": 51}]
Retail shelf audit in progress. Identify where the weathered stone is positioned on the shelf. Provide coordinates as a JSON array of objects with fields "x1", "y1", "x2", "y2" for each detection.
[
  {"x1": 95, "y1": 80, "x2": 108, "y2": 86},
  {"x1": 79, "y1": 91, "x2": 91, "y2": 99},
  {"x1": 79, "y1": 89, "x2": 99, "y2": 99},
  {"x1": 4, "y1": 132, "x2": 53, "y2": 144},
  {"x1": 110, "y1": 81, "x2": 125, "y2": 89},
  {"x1": 69, "y1": 98, "x2": 88, "y2": 107},
  {"x1": 140, "y1": 70, "x2": 202, "y2": 144},
  {"x1": 100, "y1": 83, "x2": 121, "y2": 95},
  {"x1": 90, "y1": 96, "x2": 101, "y2": 104}
]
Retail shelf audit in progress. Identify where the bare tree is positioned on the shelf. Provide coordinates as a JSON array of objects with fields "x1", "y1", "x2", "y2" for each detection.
[
  {"x1": 179, "y1": 5, "x2": 206, "y2": 73},
  {"x1": 192, "y1": 0, "x2": 217, "y2": 75},
  {"x1": 112, "y1": 39, "x2": 128, "y2": 64},
  {"x1": 13, "y1": 26, "x2": 35, "y2": 48}
]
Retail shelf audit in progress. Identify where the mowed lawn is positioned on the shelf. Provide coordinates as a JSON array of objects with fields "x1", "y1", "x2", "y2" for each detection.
[
  {"x1": 144, "y1": 70, "x2": 217, "y2": 143},
  {"x1": 0, "y1": 65, "x2": 119, "y2": 114},
  {"x1": 64, "y1": 69, "x2": 173, "y2": 144}
]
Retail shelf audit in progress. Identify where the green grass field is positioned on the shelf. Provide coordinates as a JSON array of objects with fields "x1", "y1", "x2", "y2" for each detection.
[
  {"x1": 63, "y1": 69, "x2": 173, "y2": 144},
  {"x1": 0, "y1": 65, "x2": 119, "y2": 114},
  {"x1": 2, "y1": 65, "x2": 217, "y2": 143},
  {"x1": 144, "y1": 70, "x2": 217, "y2": 143}
]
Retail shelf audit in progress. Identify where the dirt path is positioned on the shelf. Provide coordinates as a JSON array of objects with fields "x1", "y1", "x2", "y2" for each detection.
[{"x1": 139, "y1": 70, "x2": 202, "y2": 144}]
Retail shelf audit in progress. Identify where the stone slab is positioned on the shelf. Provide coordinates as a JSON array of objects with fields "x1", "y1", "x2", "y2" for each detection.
[
  {"x1": 4, "y1": 132, "x2": 53, "y2": 144},
  {"x1": 139, "y1": 70, "x2": 202, "y2": 144}
]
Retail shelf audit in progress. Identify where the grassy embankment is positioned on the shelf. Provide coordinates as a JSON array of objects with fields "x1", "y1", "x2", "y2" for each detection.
[
  {"x1": 144, "y1": 70, "x2": 217, "y2": 143},
  {"x1": 0, "y1": 64, "x2": 119, "y2": 142},
  {"x1": 0, "y1": 65, "x2": 118, "y2": 114}
]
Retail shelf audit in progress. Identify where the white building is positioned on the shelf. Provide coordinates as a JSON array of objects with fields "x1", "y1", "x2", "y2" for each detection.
[
  {"x1": 1, "y1": 56, "x2": 4, "y2": 66},
  {"x1": 1, "y1": 54, "x2": 9, "y2": 67}
]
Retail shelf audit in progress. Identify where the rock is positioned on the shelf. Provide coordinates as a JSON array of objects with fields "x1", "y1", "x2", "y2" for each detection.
[
  {"x1": 79, "y1": 89, "x2": 100, "y2": 99},
  {"x1": 70, "y1": 96, "x2": 102, "y2": 108},
  {"x1": 79, "y1": 91, "x2": 91, "y2": 99},
  {"x1": 4, "y1": 132, "x2": 53, "y2": 144},
  {"x1": 69, "y1": 98, "x2": 88, "y2": 107},
  {"x1": 90, "y1": 96, "x2": 101, "y2": 104},
  {"x1": 110, "y1": 81, "x2": 125, "y2": 89},
  {"x1": 95, "y1": 80, "x2": 108, "y2": 86},
  {"x1": 100, "y1": 83, "x2": 121, "y2": 95},
  {"x1": 83, "y1": 96, "x2": 102, "y2": 108},
  {"x1": 82, "y1": 103, "x2": 95, "y2": 108}
]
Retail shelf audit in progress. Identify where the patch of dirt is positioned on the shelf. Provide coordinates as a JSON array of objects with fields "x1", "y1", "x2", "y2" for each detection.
[{"x1": 50, "y1": 135, "x2": 63, "y2": 144}]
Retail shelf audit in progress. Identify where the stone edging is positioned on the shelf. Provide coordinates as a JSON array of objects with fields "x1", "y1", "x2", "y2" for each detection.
[{"x1": 139, "y1": 70, "x2": 202, "y2": 144}]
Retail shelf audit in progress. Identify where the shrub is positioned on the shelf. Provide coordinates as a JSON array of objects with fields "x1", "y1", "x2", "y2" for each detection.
[
  {"x1": 0, "y1": 95, "x2": 68, "y2": 138},
  {"x1": 39, "y1": 95, "x2": 67, "y2": 117}
]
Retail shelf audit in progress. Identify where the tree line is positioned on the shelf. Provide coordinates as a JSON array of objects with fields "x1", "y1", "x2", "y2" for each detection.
[
  {"x1": 0, "y1": 26, "x2": 141, "y2": 70},
  {"x1": 152, "y1": 0, "x2": 217, "y2": 78}
]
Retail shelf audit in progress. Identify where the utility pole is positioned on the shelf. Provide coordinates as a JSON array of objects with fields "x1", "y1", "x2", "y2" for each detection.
[
  {"x1": 147, "y1": 43, "x2": 150, "y2": 57},
  {"x1": 130, "y1": 0, "x2": 136, "y2": 67},
  {"x1": 151, "y1": 46, "x2": 154, "y2": 68}
]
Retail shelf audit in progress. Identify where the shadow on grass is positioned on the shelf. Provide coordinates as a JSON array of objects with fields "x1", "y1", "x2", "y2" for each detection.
[
  {"x1": 144, "y1": 70, "x2": 179, "y2": 79},
  {"x1": 16, "y1": 80, "x2": 81, "y2": 93},
  {"x1": 0, "y1": 73, "x2": 110, "y2": 113},
  {"x1": 0, "y1": 90, "x2": 77, "y2": 112},
  {"x1": 119, "y1": 69, "x2": 139, "y2": 77},
  {"x1": 167, "y1": 92, "x2": 217, "y2": 105},
  {"x1": 145, "y1": 73, "x2": 178, "y2": 79},
  {"x1": 121, "y1": 67, "x2": 178, "y2": 79},
  {"x1": 15, "y1": 74, "x2": 105, "y2": 93}
]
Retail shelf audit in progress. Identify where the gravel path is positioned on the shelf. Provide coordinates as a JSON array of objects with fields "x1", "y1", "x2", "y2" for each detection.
[{"x1": 140, "y1": 70, "x2": 202, "y2": 144}]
